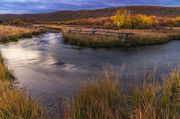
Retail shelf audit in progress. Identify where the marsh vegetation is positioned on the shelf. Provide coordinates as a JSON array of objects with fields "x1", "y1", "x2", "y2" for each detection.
[{"x1": 62, "y1": 28, "x2": 180, "y2": 48}]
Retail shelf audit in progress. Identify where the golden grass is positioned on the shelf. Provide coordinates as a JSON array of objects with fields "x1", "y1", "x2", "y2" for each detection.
[
  {"x1": 35, "y1": 24, "x2": 63, "y2": 31},
  {"x1": 0, "y1": 55, "x2": 45, "y2": 119},
  {"x1": 0, "y1": 25, "x2": 42, "y2": 42},
  {"x1": 63, "y1": 32, "x2": 125, "y2": 48},
  {"x1": 65, "y1": 70, "x2": 127, "y2": 119},
  {"x1": 66, "y1": 69, "x2": 180, "y2": 119},
  {"x1": 62, "y1": 29, "x2": 180, "y2": 48}
]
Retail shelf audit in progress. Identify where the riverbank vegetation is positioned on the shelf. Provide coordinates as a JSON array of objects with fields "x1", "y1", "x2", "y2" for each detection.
[
  {"x1": 65, "y1": 69, "x2": 180, "y2": 119},
  {"x1": 37, "y1": 24, "x2": 180, "y2": 48},
  {"x1": 0, "y1": 25, "x2": 46, "y2": 118},
  {"x1": 0, "y1": 55, "x2": 45, "y2": 119},
  {"x1": 63, "y1": 32, "x2": 122, "y2": 48},
  {"x1": 62, "y1": 28, "x2": 180, "y2": 48},
  {"x1": 0, "y1": 25, "x2": 43, "y2": 43}
]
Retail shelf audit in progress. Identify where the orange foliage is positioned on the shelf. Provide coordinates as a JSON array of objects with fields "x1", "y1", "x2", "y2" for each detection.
[
  {"x1": 61, "y1": 17, "x2": 114, "y2": 28},
  {"x1": 112, "y1": 10, "x2": 180, "y2": 29},
  {"x1": 60, "y1": 10, "x2": 180, "y2": 29}
]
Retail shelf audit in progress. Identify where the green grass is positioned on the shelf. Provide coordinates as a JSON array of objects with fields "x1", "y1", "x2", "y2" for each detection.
[
  {"x1": 0, "y1": 55, "x2": 46, "y2": 119},
  {"x1": 66, "y1": 69, "x2": 180, "y2": 119}
]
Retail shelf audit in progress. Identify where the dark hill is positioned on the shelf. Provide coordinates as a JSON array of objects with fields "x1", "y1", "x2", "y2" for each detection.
[{"x1": 0, "y1": 6, "x2": 180, "y2": 23}]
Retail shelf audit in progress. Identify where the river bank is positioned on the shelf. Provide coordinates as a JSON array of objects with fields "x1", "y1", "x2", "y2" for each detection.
[
  {"x1": 36, "y1": 25, "x2": 180, "y2": 48},
  {"x1": 0, "y1": 25, "x2": 45, "y2": 43},
  {"x1": 0, "y1": 25, "x2": 46, "y2": 119}
]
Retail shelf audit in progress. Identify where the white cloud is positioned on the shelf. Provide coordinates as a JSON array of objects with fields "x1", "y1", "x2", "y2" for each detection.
[{"x1": 0, "y1": 10, "x2": 13, "y2": 14}]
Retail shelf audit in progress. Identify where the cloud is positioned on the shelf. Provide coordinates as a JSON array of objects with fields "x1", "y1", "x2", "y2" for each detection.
[
  {"x1": 0, "y1": 0, "x2": 179, "y2": 14},
  {"x1": 0, "y1": 10, "x2": 14, "y2": 14}
]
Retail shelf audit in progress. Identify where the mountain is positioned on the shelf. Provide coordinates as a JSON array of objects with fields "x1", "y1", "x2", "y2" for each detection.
[{"x1": 0, "y1": 6, "x2": 180, "y2": 23}]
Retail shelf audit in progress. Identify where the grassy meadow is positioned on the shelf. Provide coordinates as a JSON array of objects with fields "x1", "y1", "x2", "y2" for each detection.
[{"x1": 0, "y1": 25, "x2": 43, "y2": 43}]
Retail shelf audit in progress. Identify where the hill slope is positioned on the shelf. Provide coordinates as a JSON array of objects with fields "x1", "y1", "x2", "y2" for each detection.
[{"x1": 0, "y1": 6, "x2": 180, "y2": 23}]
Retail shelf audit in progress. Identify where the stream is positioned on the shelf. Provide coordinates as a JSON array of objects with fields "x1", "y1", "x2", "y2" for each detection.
[{"x1": 0, "y1": 32, "x2": 180, "y2": 117}]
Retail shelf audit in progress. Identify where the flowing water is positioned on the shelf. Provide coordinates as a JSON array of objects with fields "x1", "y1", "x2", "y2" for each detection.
[{"x1": 0, "y1": 32, "x2": 180, "y2": 117}]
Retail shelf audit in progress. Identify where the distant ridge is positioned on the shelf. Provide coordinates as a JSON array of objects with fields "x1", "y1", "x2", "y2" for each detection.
[{"x1": 0, "y1": 6, "x2": 180, "y2": 23}]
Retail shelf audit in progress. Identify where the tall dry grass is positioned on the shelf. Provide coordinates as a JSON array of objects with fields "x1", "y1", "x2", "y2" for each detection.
[
  {"x1": 66, "y1": 69, "x2": 180, "y2": 119},
  {"x1": 0, "y1": 25, "x2": 42, "y2": 42},
  {"x1": 62, "y1": 28, "x2": 180, "y2": 48},
  {"x1": 63, "y1": 32, "x2": 126, "y2": 48},
  {"x1": 130, "y1": 70, "x2": 180, "y2": 119}
]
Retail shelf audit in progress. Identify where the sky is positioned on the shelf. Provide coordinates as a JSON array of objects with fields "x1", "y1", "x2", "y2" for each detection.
[{"x1": 0, "y1": 0, "x2": 180, "y2": 14}]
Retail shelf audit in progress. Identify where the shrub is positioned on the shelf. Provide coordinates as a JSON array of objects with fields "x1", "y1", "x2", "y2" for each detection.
[{"x1": 112, "y1": 10, "x2": 156, "y2": 29}]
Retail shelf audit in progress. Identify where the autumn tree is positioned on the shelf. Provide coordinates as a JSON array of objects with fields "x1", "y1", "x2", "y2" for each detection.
[
  {"x1": 112, "y1": 9, "x2": 160, "y2": 29},
  {"x1": 112, "y1": 9, "x2": 130, "y2": 28}
]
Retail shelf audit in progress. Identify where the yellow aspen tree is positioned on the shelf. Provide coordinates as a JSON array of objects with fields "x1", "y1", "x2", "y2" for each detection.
[{"x1": 112, "y1": 9, "x2": 129, "y2": 28}]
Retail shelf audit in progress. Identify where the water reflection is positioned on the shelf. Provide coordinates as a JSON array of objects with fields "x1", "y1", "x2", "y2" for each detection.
[{"x1": 1, "y1": 47, "x2": 40, "y2": 67}]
